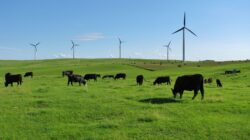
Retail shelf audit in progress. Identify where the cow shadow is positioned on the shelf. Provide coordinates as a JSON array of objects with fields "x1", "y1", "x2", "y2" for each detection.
[{"x1": 139, "y1": 97, "x2": 181, "y2": 104}]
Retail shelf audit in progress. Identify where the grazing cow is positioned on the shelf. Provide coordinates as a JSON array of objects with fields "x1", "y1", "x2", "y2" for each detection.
[
  {"x1": 136, "y1": 75, "x2": 144, "y2": 86},
  {"x1": 102, "y1": 75, "x2": 114, "y2": 79},
  {"x1": 216, "y1": 79, "x2": 223, "y2": 87},
  {"x1": 84, "y1": 74, "x2": 97, "y2": 81},
  {"x1": 153, "y1": 76, "x2": 171, "y2": 85},
  {"x1": 62, "y1": 70, "x2": 73, "y2": 77},
  {"x1": 24, "y1": 72, "x2": 33, "y2": 78},
  {"x1": 96, "y1": 74, "x2": 101, "y2": 78},
  {"x1": 115, "y1": 73, "x2": 126, "y2": 80},
  {"x1": 5, "y1": 73, "x2": 22, "y2": 87},
  {"x1": 172, "y1": 74, "x2": 204, "y2": 100},
  {"x1": 225, "y1": 69, "x2": 241, "y2": 75},
  {"x1": 207, "y1": 78, "x2": 213, "y2": 83},
  {"x1": 67, "y1": 74, "x2": 86, "y2": 86}
]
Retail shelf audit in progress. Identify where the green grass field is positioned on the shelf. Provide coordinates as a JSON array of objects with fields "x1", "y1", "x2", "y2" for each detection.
[{"x1": 0, "y1": 59, "x2": 249, "y2": 140}]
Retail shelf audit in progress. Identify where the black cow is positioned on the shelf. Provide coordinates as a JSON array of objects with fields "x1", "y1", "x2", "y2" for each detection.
[
  {"x1": 216, "y1": 79, "x2": 222, "y2": 87},
  {"x1": 172, "y1": 74, "x2": 204, "y2": 100},
  {"x1": 96, "y1": 74, "x2": 101, "y2": 78},
  {"x1": 153, "y1": 76, "x2": 171, "y2": 85},
  {"x1": 24, "y1": 72, "x2": 33, "y2": 78},
  {"x1": 225, "y1": 69, "x2": 241, "y2": 75},
  {"x1": 5, "y1": 73, "x2": 22, "y2": 87},
  {"x1": 62, "y1": 70, "x2": 73, "y2": 77},
  {"x1": 136, "y1": 75, "x2": 144, "y2": 85},
  {"x1": 67, "y1": 74, "x2": 86, "y2": 86},
  {"x1": 102, "y1": 75, "x2": 114, "y2": 79},
  {"x1": 84, "y1": 74, "x2": 97, "y2": 81},
  {"x1": 115, "y1": 73, "x2": 126, "y2": 80}
]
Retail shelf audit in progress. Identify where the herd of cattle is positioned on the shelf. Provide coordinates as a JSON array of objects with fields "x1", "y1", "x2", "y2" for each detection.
[{"x1": 3, "y1": 68, "x2": 232, "y2": 100}]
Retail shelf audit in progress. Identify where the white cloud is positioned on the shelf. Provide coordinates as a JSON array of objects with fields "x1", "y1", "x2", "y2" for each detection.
[
  {"x1": 54, "y1": 53, "x2": 71, "y2": 58},
  {"x1": 75, "y1": 33, "x2": 105, "y2": 41}
]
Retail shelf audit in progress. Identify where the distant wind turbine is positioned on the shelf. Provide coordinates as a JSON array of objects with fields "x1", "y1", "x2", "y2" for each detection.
[
  {"x1": 118, "y1": 37, "x2": 125, "y2": 58},
  {"x1": 30, "y1": 42, "x2": 40, "y2": 60},
  {"x1": 172, "y1": 12, "x2": 197, "y2": 62},
  {"x1": 71, "y1": 40, "x2": 79, "y2": 59},
  {"x1": 163, "y1": 41, "x2": 171, "y2": 61}
]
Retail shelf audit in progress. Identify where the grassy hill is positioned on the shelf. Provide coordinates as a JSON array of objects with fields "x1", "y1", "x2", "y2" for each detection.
[{"x1": 0, "y1": 59, "x2": 249, "y2": 140}]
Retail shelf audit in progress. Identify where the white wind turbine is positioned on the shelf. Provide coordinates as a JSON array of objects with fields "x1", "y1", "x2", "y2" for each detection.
[
  {"x1": 118, "y1": 37, "x2": 125, "y2": 58},
  {"x1": 163, "y1": 41, "x2": 171, "y2": 61},
  {"x1": 172, "y1": 12, "x2": 197, "y2": 62},
  {"x1": 71, "y1": 40, "x2": 79, "y2": 59},
  {"x1": 30, "y1": 42, "x2": 40, "y2": 60}
]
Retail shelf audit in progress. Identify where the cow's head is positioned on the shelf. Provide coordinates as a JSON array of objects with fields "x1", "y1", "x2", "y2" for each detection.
[{"x1": 171, "y1": 88, "x2": 177, "y2": 98}]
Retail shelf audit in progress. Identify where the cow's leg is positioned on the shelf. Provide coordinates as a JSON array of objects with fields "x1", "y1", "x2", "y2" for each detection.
[
  {"x1": 67, "y1": 80, "x2": 70, "y2": 86},
  {"x1": 11, "y1": 82, "x2": 13, "y2": 87},
  {"x1": 180, "y1": 91, "x2": 183, "y2": 99},
  {"x1": 200, "y1": 89, "x2": 204, "y2": 100},
  {"x1": 79, "y1": 81, "x2": 81, "y2": 86},
  {"x1": 192, "y1": 90, "x2": 198, "y2": 100}
]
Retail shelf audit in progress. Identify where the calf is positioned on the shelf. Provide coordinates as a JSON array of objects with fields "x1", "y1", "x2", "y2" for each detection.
[
  {"x1": 136, "y1": 75, "x2": 144, "y2": 86},
  {"x1": 172, "y1": 74, "x2": 204, "y2": 100},
  {"x1": 5, "y1": 73, "x2": 22, "y2": 87},
  {"x1": 115, "y1": 73, "x2": 126, "y2": 80},
  {"x1": 153, "y1": 76, "x2": 171, "y2": 85},
  {"x1": 207, "y1": 78, "x2": 213, "y2": 83},
  {"x1": 216, "y1": 79, "x2": 223, "y2": 87},
  {"x1": 84, "y1": 74, "x2": 97, "y2": 81},
  {"x1": 62, "y1": 70, "x2": 73, "y2": 77},
  {"x1": 67, "y1": 74, "x2": 86, "y2": 86},
  {"x1": 24, "y1": 72, "x2": 33, "y2": 78}
]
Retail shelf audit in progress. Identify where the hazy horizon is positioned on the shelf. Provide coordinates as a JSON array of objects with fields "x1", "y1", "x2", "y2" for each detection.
[{"x1": 0, "y1": 0, "x2": 249, "y2": 61}]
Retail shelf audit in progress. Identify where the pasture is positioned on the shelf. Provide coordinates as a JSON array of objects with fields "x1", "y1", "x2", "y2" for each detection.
[{"x1": 0, "y1": 59, "x2": 249, "y2": 140}]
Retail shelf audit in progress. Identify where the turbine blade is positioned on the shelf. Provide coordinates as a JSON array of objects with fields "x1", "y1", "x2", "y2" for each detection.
[
  {"x1": 168, "y1": 41, "x2": 171, "y2": 47},
  {"x1": 36, "y1": 42, "x2": 40, "y2": 46},
  {"x1": 30, "y1": 44, "x2": 35, "y2": 46},
  {"x1": 184, "y1": 12, "x2": 186, "y2": 27},
  {"x1": 185, "y1": 27, "x2": 197, "y2": 36},
  {"x1": 172, "y1": 27, "x2": 184, "y2": 34},
  {"x1": 71, "y1": 40, "x2": 74, "y2": 45}
]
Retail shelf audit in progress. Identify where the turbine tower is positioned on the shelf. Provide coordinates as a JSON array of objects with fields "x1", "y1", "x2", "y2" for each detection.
[
  {"x1": 118, "y1": 37, "x2": 124, "y2": 58},
  {"x1": 163, "y1": 41, "x2": 171, "y2": 61},
  {"x1": 172, "y1": 12, "x2": 197, "y2": 62},
  {"x1": 71, "y1": 40, "x2": 79, "y2": 59},
  {"x1": 30, "y1": 42, "x2": 40, "y2": 60}
]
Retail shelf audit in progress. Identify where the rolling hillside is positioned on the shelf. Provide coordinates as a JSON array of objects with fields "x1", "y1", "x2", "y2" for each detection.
[{"x1": 0, "y1": 59, "x2": 249, "y2": 140}]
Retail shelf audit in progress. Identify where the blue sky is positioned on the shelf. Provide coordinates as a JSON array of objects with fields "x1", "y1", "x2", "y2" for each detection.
[{"x1": 0, "y1": 0, "x2": 249, "y2": 60}]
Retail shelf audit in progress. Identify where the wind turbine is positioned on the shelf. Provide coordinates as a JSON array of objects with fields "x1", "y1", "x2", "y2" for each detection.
[
  {"x1": 163, "y1": 41, "x2": 171, "y2": 61},
  {"x1": 30, "y1": 42, "x2": 40, "y2": 60},
  {"x1": 172, "y1": 12, "x2": 197, "y2": 62},
  {"x1": 71, "y1": 40, "x2": 79, "y2": 59},
  {"x1": 118, "y1": 37, "x2": 124, "y2": 58}
]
